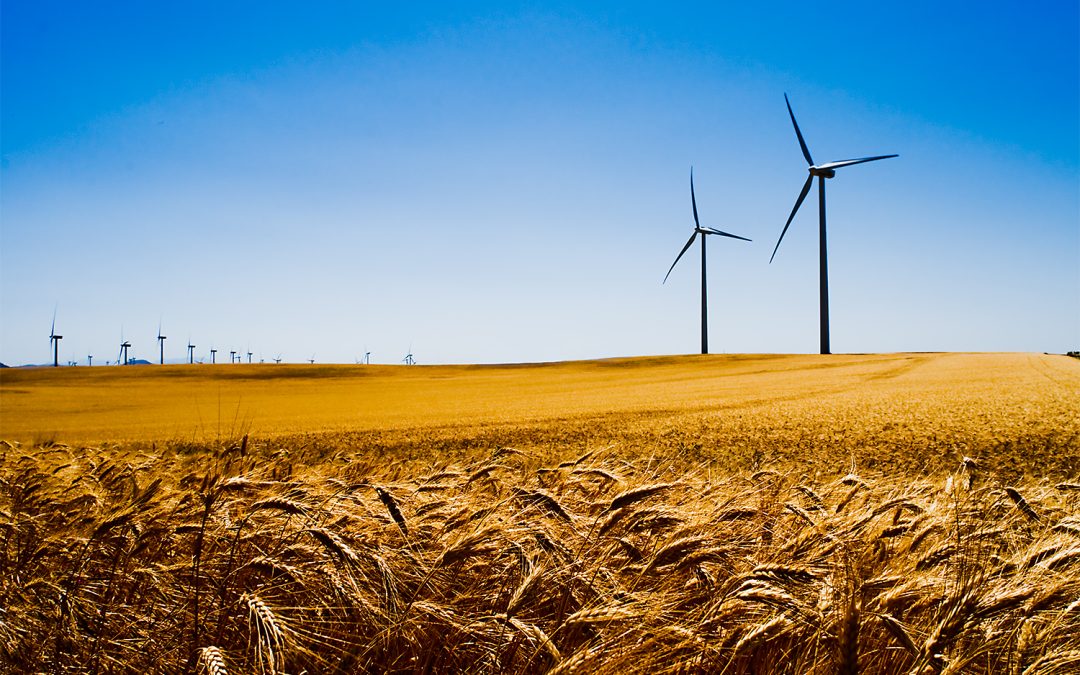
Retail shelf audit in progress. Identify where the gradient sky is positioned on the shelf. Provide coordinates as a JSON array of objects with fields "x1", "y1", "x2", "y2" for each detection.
[{"x1": 2, "y1": 1, "x2": 1077, "y2": 365}]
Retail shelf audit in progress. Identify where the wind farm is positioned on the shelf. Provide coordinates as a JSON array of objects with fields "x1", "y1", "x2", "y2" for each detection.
[{"x1": 1, "y1": 4, "x2": 1077, "y2": 675}]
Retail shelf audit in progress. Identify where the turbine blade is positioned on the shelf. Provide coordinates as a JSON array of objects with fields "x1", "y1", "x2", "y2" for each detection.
[
  {"x1": 815, "y1": 154, "x2": 899, "y2": 170},
  {"x1": 51, "y1": 307, "x2": 56, "y2": 336},
  {"x1": 785, "y1": 93, "x2": 814, "y2": 166},
  {"x1": 703, "y1": 228, "x2": 752, "y2": 242},
  {"x1": 663, "y1": 232, "x2": 699, "y2": 283},
  {"x1": 690, "y1": 168, "x2": 700, "y2": 229},
  {"x1": 770, "y1": 174, "x2": 814, "y2": 263}
]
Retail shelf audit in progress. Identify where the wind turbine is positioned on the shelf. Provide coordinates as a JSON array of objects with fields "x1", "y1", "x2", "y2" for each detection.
[
  {"x1": 210, "y1": 348, "x2": 217, "y2": 364},
  {"x1": 364, "y1": 350, "x2": 371, "y2": 365},
  {"x1": 229, "y1": 350, "x2": 236, "y2": 364},
  {"x1": 48, "y1": 309, "x2": 63, "y2": 367},
  {"x1": 273, "y1": 355, "x2": 282, "y2": 364},
  {"x1": 403, "y1": 345, "x2": 415, "y2": 365},
  {"x1": 118, "y1": 329, "x2": 131, "y2": 366},
  {"x1": 157, "y1": 321, "x2": 167, "y2": 365},
  {"x1": 187, "y1": 340, "x2": 195, "y2": 364},
  {"x1": 663, "y1": 168, "x2": 751, "y2": 354},
  {"x1": 246, "y1": 350, "x2": 253, "y2": 364},
  {"x1": 770, "y1": 93, "x2": 897, "y2": 355},
  {"x1": 308, "y1": 354, "x2": 315, "y2": 364},
  {"x1": 87, "y1": 354, "x2": 93, "y2": 367}
]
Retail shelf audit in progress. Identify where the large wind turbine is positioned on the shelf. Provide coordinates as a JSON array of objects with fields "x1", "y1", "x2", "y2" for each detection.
[
  {"x1": 49, "y1": 309, "x2": 63, "y2": 367},
  {"x1": 663, "y1": 168, "x2": 751, "y2": 354},
  {"x1": 187, "y1": 340, "x2": 195, "y2": 364},
  {"x1": 770, "y1": 94, "x2": 897, "y2": 355},
  {"x1": 157, "y1": 322, "x2": 167, "y2": 365}
]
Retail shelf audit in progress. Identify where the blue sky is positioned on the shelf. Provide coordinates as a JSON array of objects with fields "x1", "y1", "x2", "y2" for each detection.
[{"x1": 2, "y1": 1, "x2": 1077, "y2": 365}]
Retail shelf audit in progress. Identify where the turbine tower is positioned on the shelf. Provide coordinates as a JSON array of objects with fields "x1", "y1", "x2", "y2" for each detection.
[
  {"x1": 157, "y1": 322, "x2": 167, "y2": 365},
  {"x1": 770, "y1": 94, "x2": 897, "y2": 355},
  {"x1": 48, "y1": 310, "x2": 63, "y2": 367},
  {"x1": 210, "y1": 348, "x2": 217, "y2": 364},
  {"x1": 247, "y1": 351, "x2": 253, "y2": 364},
  {"x1": 308, "y1": 355, "x2": 315, "y2": 364},
  {"x1": 187, "y1": 341, "x2": 195, "y2": 364},
  {"x1": 663, "y1": 168, "x2": 751, "y2": 354},
  {"x1": 87, "y1": 354, "x2": 93, "y2": 367},
  {"x1": 403, "y1": 348, "x2": 415, "y2": 366},
  {"x1": 230, "y1": 350, "x2": 236, "y2": 364}
]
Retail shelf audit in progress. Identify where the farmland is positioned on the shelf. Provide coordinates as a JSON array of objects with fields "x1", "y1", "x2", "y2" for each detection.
[
  {"x1": 2, "y1": 352, "x2": 1079, "y2": 673},
  {"x1": 2, "y1": 352, "x2": 1078, "y2": 476}
]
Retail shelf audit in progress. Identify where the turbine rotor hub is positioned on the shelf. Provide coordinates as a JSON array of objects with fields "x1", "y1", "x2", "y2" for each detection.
[{"x1": 809, "y1": 166, "x2": 836, "y2": 179}]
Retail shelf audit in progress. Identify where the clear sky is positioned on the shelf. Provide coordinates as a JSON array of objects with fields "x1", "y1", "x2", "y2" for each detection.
[{"x1": 2, "y1": 1, "x2": 1077, "y2": 365}]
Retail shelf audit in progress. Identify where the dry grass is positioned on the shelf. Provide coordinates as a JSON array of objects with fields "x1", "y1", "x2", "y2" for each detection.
[{"x1": 1, "y1": 352, "x2": 1078, "y2": 672}]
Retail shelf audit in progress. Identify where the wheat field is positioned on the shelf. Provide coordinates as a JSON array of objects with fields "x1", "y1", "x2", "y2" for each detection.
[{"x1": 2, "y1": 352, "x2": 1079, "y2": 673}]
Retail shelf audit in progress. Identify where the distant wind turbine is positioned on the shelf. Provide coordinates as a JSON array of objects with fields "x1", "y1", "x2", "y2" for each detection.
[
  {"x1": 663, "y1": 168, "x2": 751, "y2": 354},
  {"x1": 157, "y1": 321, "x2": 167, "y2": 365},
  {"x1": 49, "y1": 309, "x2": 63, "y2": 367},
  {"x1": 247, "y1": 351, "x2": 253, "y2": 364},
  {"x1": 187, "y1": 340, "x2": 195, "y2": 364},
  {"x1": 210, "y1": 348, "x2": 217, "y2": 364},
  {"x1": 87, "y1": 354, "x2": 93, "y2": 367},
  {"x1": 229, "y1": 350, "x2": 236, "y2": 364},
  {"x1": 308, "y1": 355, "x2": 315, "y2": 364},
  {"x1": 273, "y1": 355, "x2": 282, "y2": 364},
  {"x1": 770, "y1": 93, "x2": 897, "y2": 355},
  {"x1": 403, "y1": 346, "x2": 415, "y2": 365},
  {"x1": 118, "y1": 328, "x2": 131, "y2": 366}
]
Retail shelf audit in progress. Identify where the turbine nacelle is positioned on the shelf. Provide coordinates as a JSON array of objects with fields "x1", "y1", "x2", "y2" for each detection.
[{"x1": 808, "y1": 167, "x2": 836, "y2": 179}]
